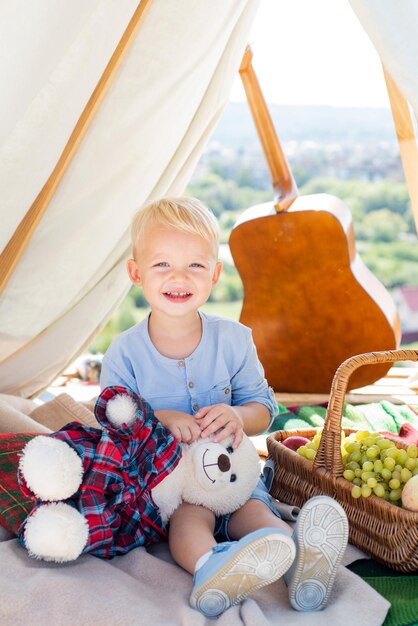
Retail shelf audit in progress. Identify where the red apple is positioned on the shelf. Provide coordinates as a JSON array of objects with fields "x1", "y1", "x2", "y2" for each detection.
[{"x1": 281, "y1": 435, "x2": 310, "y2": 451}]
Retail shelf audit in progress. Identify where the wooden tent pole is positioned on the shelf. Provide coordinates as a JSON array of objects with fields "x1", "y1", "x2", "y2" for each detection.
[
  {"x1": 0, "y1": 0, "x2": 153, "y2": 296},
  {"x1": 383, "y1": 67, "x2": 418, "y2": 235}
]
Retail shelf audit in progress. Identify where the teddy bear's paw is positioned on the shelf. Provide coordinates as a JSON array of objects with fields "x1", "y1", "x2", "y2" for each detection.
[
  {"x1": 20, "y1": 436, "x2": 83, "y2": 501},
  {"x1": 24, "y1": 502, "x2": 89, "y2": 562}
]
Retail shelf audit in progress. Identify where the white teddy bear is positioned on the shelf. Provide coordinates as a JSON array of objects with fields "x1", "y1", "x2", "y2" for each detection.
[{"x1": 18, "y1": 387, "x2": 261, "y2": 563}]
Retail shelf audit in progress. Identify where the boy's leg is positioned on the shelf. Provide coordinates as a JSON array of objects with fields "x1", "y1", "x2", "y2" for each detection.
[
  {"x1": 169, "y1": 502, "x2": 216, "y2": 573},
  {"x1": 169, "y1": 501, "x2": 295, "y2": 619}
]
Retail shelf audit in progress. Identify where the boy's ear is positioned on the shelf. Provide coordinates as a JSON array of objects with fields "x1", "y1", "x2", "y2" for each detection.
[
  {"x1": 212, "y1": 261, "x2": 223, "y2": 287},
  {"x1": 127, "y1": 258, "x2": 142, "y2": 287}
]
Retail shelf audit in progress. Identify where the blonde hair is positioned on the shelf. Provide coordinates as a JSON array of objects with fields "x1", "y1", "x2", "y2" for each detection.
[{"x1": 131, "y1": 197, "x2": 219, "y2": 257}]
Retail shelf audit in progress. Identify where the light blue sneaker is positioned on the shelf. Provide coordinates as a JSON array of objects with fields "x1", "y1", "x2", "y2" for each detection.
[
  {"x1": 190, "y1": 527, "x2": 296, "y2": 619},
  {"x1": 285, "y1": 496, "x2": 349, "y2": 612}
]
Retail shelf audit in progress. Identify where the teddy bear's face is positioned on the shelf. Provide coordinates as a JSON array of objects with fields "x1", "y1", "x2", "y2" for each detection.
[
  {"x1": 190, "y1": 439, "x2": 238, "y2": 491},
  {"x1": 181, "y1": 435, "x2": 261, "y2": 516}
]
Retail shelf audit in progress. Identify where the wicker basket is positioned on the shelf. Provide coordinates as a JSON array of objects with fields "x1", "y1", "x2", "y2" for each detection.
[{"x1": 267, "y1": 349, "x2": 418, "y2": 573}]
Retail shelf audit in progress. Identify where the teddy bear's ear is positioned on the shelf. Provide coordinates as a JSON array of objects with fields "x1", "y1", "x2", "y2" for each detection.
[{"x1": 106, "y1": 394, "x2": 138, "y2": 427}]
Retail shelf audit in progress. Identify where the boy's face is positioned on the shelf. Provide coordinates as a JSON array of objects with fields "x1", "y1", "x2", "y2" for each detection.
[{"x1": 127, "y1": 225, "x2": 222, "y2": 318}]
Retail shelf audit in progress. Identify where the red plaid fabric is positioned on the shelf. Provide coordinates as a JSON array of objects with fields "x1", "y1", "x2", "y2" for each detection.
[
  {"x1": 18, "y1": 387, "x2": 181, "y2": 558},
  {"x1": 0, "y1": 433, "x2": 34, "y2": 535}
]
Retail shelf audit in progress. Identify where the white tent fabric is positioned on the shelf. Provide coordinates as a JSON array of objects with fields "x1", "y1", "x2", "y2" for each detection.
[
  {"x1": 0, "y1": 0, "x2": 259, "y2": 397},
  {"x1": 349, "y1": 0, "x2": 418, "y2": 117},
  {"x1": 349, "y1": 0, "x2": 418, "y2": 234}
]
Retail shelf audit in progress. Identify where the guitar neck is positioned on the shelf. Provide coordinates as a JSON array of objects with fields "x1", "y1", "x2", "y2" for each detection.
[{"x1": 239, "y1": 47, "x2": 298, "y2": 212}]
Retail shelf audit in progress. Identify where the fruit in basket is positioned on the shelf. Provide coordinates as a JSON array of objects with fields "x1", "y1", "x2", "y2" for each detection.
[
  {"x1": 281, "y1": 435, "x2": 310, "y2": 451},
  {"x1": 401, "y1": 474, "x2": 418, "y2": 512},
  {"x1": 295, "y1": 428, "x2": 418, "y2": 507}
]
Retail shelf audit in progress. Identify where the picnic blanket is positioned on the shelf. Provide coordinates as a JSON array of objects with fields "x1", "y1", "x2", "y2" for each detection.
[{"x1": 1, "y1": 393, "x2": 417, "y2": 625}]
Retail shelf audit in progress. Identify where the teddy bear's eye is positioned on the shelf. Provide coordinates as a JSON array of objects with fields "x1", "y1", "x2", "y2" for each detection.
[
  {"x1": 230, "y1": 474, "x2": 237, "y2": 482},
  {"x1": 226, "y1": 446, "x2": 233, "y2": 454}
]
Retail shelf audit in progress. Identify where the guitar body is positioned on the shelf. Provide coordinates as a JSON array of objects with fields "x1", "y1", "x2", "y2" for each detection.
[{"x1": 229, "y1": 193, "x2": 401, "y2": 393}]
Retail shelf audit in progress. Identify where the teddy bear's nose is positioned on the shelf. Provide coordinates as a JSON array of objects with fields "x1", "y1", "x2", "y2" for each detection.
[{"x1": 217, "y1": 454, "x2": 231, "y2": 472}]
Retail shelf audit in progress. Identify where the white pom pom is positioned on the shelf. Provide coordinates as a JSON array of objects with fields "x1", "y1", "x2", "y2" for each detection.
[
  {"x1": 105, "y1": 394, "x2": 138, "y2": 427},
  {"x1": 20, "y1": 436, "x2": 83, "y2": 501},
  {"x1": 24, "y1": 503, "x2": 89, "y2": 562}
]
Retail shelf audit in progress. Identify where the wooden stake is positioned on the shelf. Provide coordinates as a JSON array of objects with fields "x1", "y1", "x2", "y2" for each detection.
[{"x1": 0, "y1": 0, "x2": 153, "y2": 296}]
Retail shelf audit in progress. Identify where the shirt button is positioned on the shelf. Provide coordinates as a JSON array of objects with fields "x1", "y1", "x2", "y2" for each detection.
[
  {"x1": 224, "y1": 387, "x2": 231, "y2": 395},
  {"x1": 178, "y1": 360, "x2": 185, "y2": 367},
  {"x1": 193, "y1": 404, "x2": 199, "y2": 411},
  {"x1": 188, "y1": 381, "x2": 194, "y2": 388}
]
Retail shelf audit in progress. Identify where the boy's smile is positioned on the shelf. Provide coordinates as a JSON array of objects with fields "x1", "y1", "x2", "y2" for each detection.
[
  {"x1": 163, "y1": 290, "x2": 193, "y2": 303},
  {"x1": 127, "y1": 225, "x2": 222, "y2": 320}
]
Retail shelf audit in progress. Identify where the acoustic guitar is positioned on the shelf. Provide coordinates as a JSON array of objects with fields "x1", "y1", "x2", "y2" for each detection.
[{"x1": 229, "y1": 47, "x2": 401, "y2": 393}]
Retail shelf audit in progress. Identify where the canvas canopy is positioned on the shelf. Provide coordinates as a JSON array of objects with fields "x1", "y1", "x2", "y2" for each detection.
[
  {"x1": 0, "y1": 0, "x2": 259, "y2": 396},
  {"x1": 1, "y1": 0, "x2": 418, "y2": 398}
]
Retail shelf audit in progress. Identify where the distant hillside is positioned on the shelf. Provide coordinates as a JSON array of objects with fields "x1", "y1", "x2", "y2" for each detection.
[{"x1": 211, "y1": 102, "x2": 397, "y2": 147}]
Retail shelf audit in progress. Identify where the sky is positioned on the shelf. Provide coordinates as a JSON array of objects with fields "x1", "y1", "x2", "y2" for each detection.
[{"x1": 230, "y1": 0, "x2": 391, "y2": 108}]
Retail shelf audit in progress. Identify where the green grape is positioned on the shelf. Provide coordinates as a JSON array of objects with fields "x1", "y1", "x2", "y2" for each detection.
[
  {"x1": 355, "y1": 431, "x2": 370, "y2": 442},
  {"x1": 373, "y1": 484, "x2": 385, "y2": 498},
  {"x1": 347, "y1": 461, "x2": 360, "y2": 471},
  {"x1": 305, "y1": 449, "x2": 316, "y2": 461},
  {"x1": 389, "y1": 488, "x2": 402, "y2": 501},
  {"x1": 385, "y1": 448, "x2": 398, "y2": 460},
  {"x1": 354, "y1": 468, "x2": 362, "y2": 477},
  {"x1": 394, "y1": 464, "x2": 403, "y2": 473},
  {"x1": 361, "y1": 471, "x2": 375, "y2": 482},
  {"x1": 396, "y1": 449, "x2": 408, "y2": 465},
  {"x1": 367, "y1": 477, "x2": 377, "y2": 488},
  {"x1": 345, "y1": 442, "x2": 360, "y2": 454},
  {"x1": 392, "y1": 470, "x2": 401, "y2": 481},
  {"x1": 373, "y1": 460, "x2": 383, "y2": 473},
  {"x1": 400, "y1": 467, "x2": 412, "y2": 483},
  {"x1": 360, "y1": 454, "x2": 370, "y2": 466},
  {"x1": 376, "y1": 438, "x2": 395, "y2": 450},
  {"x1": 405, "y1": 458, "x2": 416, "y2": 471},
  {"x1": 366, "y1": 445, "x2": 380, "y2": 459},
  {"x1": 389, "y1": 478, "x2": 401, "y2": 490},
  {"x1": 351, "y1": 485, "x2": 362, "y2": 498},
  {"x1": 353, "y1": 477, "x2": 362, "y2": 486},
  {"x1": 383, "y1": 457, "x2": 396, "y2": 470},
  {"x1": 361, "y1": 486, "x2": 372, "y2": 497},
  {"x1": 381, "y1": 468, "x2": 392, "y2": 481},
  {"x1": 350, "y1": 451, "x2": 362, "y2": 463},
  {"x1": 362, "y1": 461, "x2": 374, "y2": 472},
  {"x1": 413, "y1": 467, "x2": 418, "y2": 476},
  {"x1": 343, "y1": 469, "x2": 355, "y2": 481},
  {"x1": 407, "y1": 444, "x2": 418, "y2": 459}
]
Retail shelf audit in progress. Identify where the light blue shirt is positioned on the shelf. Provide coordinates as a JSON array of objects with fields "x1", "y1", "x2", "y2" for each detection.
[{"x1": 100, "y1": 312, "x2": 278, "y2": 430}]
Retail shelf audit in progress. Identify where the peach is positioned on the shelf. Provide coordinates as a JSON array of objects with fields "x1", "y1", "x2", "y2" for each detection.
[{"x1": 401, "y1": 474, "x2": 418, "y2": 512}]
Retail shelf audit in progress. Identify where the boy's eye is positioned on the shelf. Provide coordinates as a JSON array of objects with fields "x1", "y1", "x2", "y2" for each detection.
[
  {"x1": 190, "y1": 263, "x2": 204, "y2": 268},
  {"x1": 154, "y1": 262, "x2": 169, "y2": 267}
]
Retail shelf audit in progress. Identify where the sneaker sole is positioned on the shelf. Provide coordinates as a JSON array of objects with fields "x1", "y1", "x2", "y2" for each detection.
[
  {"x1": 288, "y1": 496, "x2": 349, "y2": 612},
  {"x1": 190, "y1": 533, "x2": 296, "y2": 619}
]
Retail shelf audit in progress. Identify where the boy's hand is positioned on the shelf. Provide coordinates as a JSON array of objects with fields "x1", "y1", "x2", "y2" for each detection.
[
  {"x1": 195, "y1": 404, "x2": 244, "y2": 449},
  {"x1": 155, "y1": 410, "x2": 201, "y2": 443}
]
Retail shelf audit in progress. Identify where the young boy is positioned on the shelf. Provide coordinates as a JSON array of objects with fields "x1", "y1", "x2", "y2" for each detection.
[{"x1": 100, "y1": 197, "x2": 349, "y2": 618}]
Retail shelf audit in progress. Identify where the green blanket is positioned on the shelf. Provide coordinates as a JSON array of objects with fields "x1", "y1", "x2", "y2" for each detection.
[
  {"x1": 270, "y1": 399, "x2": 418, "y2": 434},
  {"x1": 348, "y1": 560, "x2": 418, "y2": 626}
]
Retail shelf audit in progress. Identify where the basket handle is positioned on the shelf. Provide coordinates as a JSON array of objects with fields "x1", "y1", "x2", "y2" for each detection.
[{"x1": 313, "y1": 349, "x2": 418, "y2": 478}]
